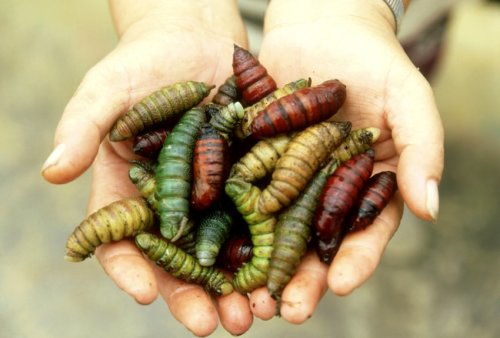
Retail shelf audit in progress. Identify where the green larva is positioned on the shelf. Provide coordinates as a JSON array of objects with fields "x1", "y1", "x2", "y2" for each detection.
[
  {"x1": 208, "y1": 101, "x2": 245, "y2": 142},
  {"x1": 128, "y1": 160, "x2": 158, "y2": 210},
  {"x1": 195, "y1": 208, "x2": 233, "y2": 266}
]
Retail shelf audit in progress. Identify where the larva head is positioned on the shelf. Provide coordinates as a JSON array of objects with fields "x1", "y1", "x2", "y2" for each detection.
[
  {"x1": 135, "y1": 232, "x2": 157, "y2": 253},
  {"x1": 217, "y1": 282, "x2": 234, "y2": 296}
]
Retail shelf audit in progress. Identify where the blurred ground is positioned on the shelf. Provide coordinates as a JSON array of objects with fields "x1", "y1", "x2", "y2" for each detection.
[{"x1": 0, "y1": 0, "x2": 499, "y2": 337}]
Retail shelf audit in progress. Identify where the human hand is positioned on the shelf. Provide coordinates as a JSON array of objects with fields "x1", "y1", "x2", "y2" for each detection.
[
  {"x1": 248, "y1": 0, "x2": 444, "y2": 322},
  {"x1": 41, "y1": 0, "x2": 254, "y2": 335}
]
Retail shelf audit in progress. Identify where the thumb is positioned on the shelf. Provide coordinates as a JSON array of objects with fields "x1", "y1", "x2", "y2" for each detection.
[
  {"x1": 387, "y1": 64, "x2": 444, "y2": 222},
  {"x1": 41, "y1": 59, "x2": 130, "y2": 184}
]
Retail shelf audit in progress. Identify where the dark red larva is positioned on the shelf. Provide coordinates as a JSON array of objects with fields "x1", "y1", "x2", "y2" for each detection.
[
  {"x1": 216, "y1": 234, "x2": 253, "y2": 272},
  {"x1": 133, "y1": 127, "x2": 170, "y2": 159},
  {"x1": 314, "y1": 149, "x2": 375, "y2": 264},
  {"x1": 191, "y1": 123, "x2": 230, "y2": 211},
  {"x1": 232, "y1": 44, "x2": 277, "y2": 106},
  {"x1": 249, "y1": 79, "x2": 347, "y2": 139},
  {"x1": 349, "y1": 171, "x2": 398, "y2": 232}
]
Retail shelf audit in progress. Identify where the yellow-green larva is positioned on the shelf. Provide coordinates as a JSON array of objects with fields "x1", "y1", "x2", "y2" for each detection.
[
  {"x1": 110, "y1": 81, "x2": 214, "y2": 141},
  {"x1": 64, "y1": 197, "x2": 155, "y2": 262},
  {"x1": 135, "y1": 232, "x2": 233, "y2": 296},
  {"x1": 330, "y1": 127, "x2": 380, "y2": 163},
  {"x1": 208, "y1": 101, "x2": 245, "y2": 142},
  {"x1": 128, "y1": 160, "x2": 158, "y2": 210}
]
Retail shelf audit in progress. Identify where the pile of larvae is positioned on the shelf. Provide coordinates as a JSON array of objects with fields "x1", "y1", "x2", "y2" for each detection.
[{"x1": 64, "y1": 45, "x2": 398, "y2": 304}]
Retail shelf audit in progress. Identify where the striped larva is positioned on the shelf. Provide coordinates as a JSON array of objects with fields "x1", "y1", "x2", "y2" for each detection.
[
  {"x1": 212, "y1": 75, "x2": 240, "y2": 106},
  {"x1": 314, "y1": 149, "x2": 375, "y2": 263},
  {"x1": 155, "y1": 107, "x2": 206, "y2": 241},
  {"x1": 64, "y1": 197, "x2": 155, "y2": 262},
  {"x1": 225, "y1": 177, "x2": 276, "y2": 293},
  {"x1": 233, "y1": 44, "x2": 277, "y2": 106},
  {"x1": 195, "y1": 208, "x2": 233, "y2": 266},
  {"x1": 267, "y1": 159, "x2": 338, "y2": 302},
  {"x1": 110, "y1": 81, "x2": 214, "y2": 141},
  {"x1": 208, "y1": 101, "x2": 245, "y2": 142},
  {"x1": 128, "y1": 160, "x2": 158, "y2": 210},
  {"x1": 258, "y1": 121, "x2": 351, "y2": 215},
  {"x1": 133, "y1": 127, "x2": 171, "y2": 159},
  {"x1": 249, "y1": 80, "x2": 347, "y2": 139},
  {"x1": 235, "y1": 78, "x2": 312, "y2": 139},
  {"x1": 331, "y1": 127, "x2": 381, "y2": 163},
  {"x1": 349, "y1": 171, "x2": 398, "y2": 232},
  {"x1": 135, "y1": 232, "x2": 233, "y2": 296}
]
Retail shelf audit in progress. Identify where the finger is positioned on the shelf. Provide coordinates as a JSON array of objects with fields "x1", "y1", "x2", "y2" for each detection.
[
  {"x1": 248, "y1": 287, "x2": 277, "y2": 320},
  {"x1": 95, "y1": 241, "x2": 158, "y2": 305},
  {"x1": 328, "y1": 193, "x2": 403, "y2": 296},
  {"x1": 280, "y1": 252, "x2": 328, "y2": 323},
  {"x1": 386, "y1": 66, "x2": 444, "y2": 222},
  {"x1": 41, "y1": 57, "x2": 131, "y2": 184},
  {"x1": 154, "y1": 267, "x2": 219, "y2": 337},
  {"x1": 215, "y1": 287, "x2": 254, "y2": 335}
]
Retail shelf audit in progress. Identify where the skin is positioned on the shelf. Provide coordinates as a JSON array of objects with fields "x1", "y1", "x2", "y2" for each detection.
[{"x1": 41, "y1": 0, "x2": 443, "y2": 335}]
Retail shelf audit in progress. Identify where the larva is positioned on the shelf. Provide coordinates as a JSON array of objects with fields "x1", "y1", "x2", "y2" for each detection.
[
  {"x1": 155, "y1": 107, "x2": 206, "y2": 241},
  {"x1": 212, "y1": 75, "x2": 240, "y2": 106},
  {"x1": 191, "y1": 123, "x2": 230, "y2": 211},
  {"x1": 230, "y1": 134, "x2": 293, "y2": 183},
  {"x1": 128, "y1": 160, "x2": 158, "y2": 210},
  {"x1": 195, "y1": 208, "x2": 233, "y2": 266},
  {"x1": 225, "y1": 177, "x2": 276, "y2": 293},
  {"x1": 133, "y1": 127, "x2": 171, "y2": 159},
  {"x1": 110, "y1": 81, "x2": 214, "y2": 141},
  {"x1": 208, "y1": 101, "x2": 245, "y2": 142},
  {"x1": 267, "y1": 159, "x2": 338, "y2": 302},
  {"x1": 64, "y1": 197, "x2": 155, "y2": 262},
  {"x1": 233, "y1": 44, "x2": 277, "y2": 106},
  {"x1": 258, "y1": 121, "x2": 352, "y2": 215},
  {"x1": 349, "y1": 171, "x2": 397, "y2": 232},
  {"x1": 331, "y1": 127, "x2": 381, "y2": 163},
  {"x1": 135, "y1": 232, "x2": 233, "y2": 296},
  {"x1": 314, "y1": 149, "x2": 375, "y2": 263},
  {"x1": 216, "y1": 233, "x2": 253, "y2": 272},
  {"x1": 249, "y1": 80, "x2": 347, "y2": 139},
  {"x1": 235, "y1": 78, "x2": 311, "y2": 139}
]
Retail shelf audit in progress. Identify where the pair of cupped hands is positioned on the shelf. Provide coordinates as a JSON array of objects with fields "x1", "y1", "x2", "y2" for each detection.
[{"x1": 41, "y1": 0, "x2": 443, "y2": 336}]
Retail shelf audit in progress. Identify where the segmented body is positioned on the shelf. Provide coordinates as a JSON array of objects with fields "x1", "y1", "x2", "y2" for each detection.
[
  {"x1": 250, "y1": 80, "x2": 347, "y2": 139},
  {"x1": 135, "y1": 233, "x2": 233, "y2": 296},
  {"x1": 230, "y1": 134, "x2": 292, "y2": 182},
  {"x1": 133, "y1": 127, "x2": 171, "y2": 159},
  {"x1": 225, "y1": 178, "x2": 276, "y2": 293},
  {"x1": 233, "y1": 44, "x2": 277, "y2": 106},
  {"x1": 191, "y1": 123, "x2": 230, "y2": 211},
  {"x1": 258, "y1": 121, "x2": 352, "y2": 215},
  {"x1": 236, "y1": 78, "x2": 311, "y2": 139},
  {"x1": 314, "y1": 149, "x2": 375, "y2": 263},
  {"x1": 350, "y1": 171, "x2": 397, "y2": 232},
  {"x1": 110, "y1": 81, "x2": 214, "y2": 141},
  {"x1": 212, "y1": 75, "x2": 240, "y2": 106},
  {"x1": 128, "y1": 161, "x2": 158, "y2": 210},
  {"x1": 216, "y1": 234, "x2": 253, "y2": 272},
  {"x1": 195, "y1": 209, "x2": 233, "y2": 266},
  {"x1": 208, "y1": 101, "x2": 244, "y2": 142},
  {"x1": 267, "y1": 159, "x2": 338, "y2": 301},
  {"x1": 64, "y1": 197, "x2": 155, "y2": 262},
  {"x1": 331, "y1": 127, "x2": 380, "y2": 163},
  {"x1": 155, "y1": 108, "x2": 206, "y2": 240}
]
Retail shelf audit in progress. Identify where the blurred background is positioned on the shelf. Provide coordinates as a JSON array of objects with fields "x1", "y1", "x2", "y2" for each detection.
[{"x1": 1, "y1": 0, "x2": 499, "y2": 337}]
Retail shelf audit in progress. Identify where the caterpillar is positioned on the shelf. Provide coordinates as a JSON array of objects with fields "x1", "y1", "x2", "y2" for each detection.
[
  {"x1": 155, "y1": 107, "x2": 206, "y2": 241},
  {"x1": 258, "y1": 121, "x2": 352, "y2": 215},
  {"x1": 212, "y1": 75, "x2": 240, "y2": 106},
  {"x1": 135, "y1": 232, "x2": 233, "y2": 296},
  {"x1": 225, "y1": 177, "x2": 276, "y2": 293},
  {"x1": 64, "y1": 197, "x2": 155, "y2": 262},
  {"x1": 331, "y1": 127, "x2": 381, "y2": 163},
  {"x1": 314, "y1": 149, "x2": 375, "y2": 264},
  {"x1": 233, "y1": 44, "x2": 277, "y2": 106},
  {"x1": 230, "y1": 133, "x2": 293, "y2": 183},
  {"x1": 349, "y1": 171, "x2": 398, "y2": 232},
  {"x1": 249, "y1": 79, "x2": 347, "y2": 139},
  {"x1": 128, "y1": 160, "x2": 158, "y2": 210},
  {"x1": 267, "y1": 159, "x2": 338, "y2": 303},
  {"x1": 110, "y1": 81, "x2": 214, "y2": 141},
  {"x1": 195, "y1": 208, "x2": 233, "y2": 266},
  {"x1": 208, "y1": 101, "x2": 245, "y2": 142},
  {"x1": 133, "y1": 127, "x2": 171, "y2": 159},
  {"x1": 216, "y1": 233, "x2": 253, "y2": 272},
  {"x1": 235, "y1": 78, "x2": 311, "y2": 139},
  {"x1": 191, "y1": 123, "x2": 230, "y2": 211}
]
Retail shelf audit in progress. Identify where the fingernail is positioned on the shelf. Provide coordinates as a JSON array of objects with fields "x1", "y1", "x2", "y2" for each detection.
[
  {"x1": 41, "y1": 143, "x2": 65, "y2": 173},
  {"x1": 426, "y1": 179, "x2": 439, "y2": 222}
]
